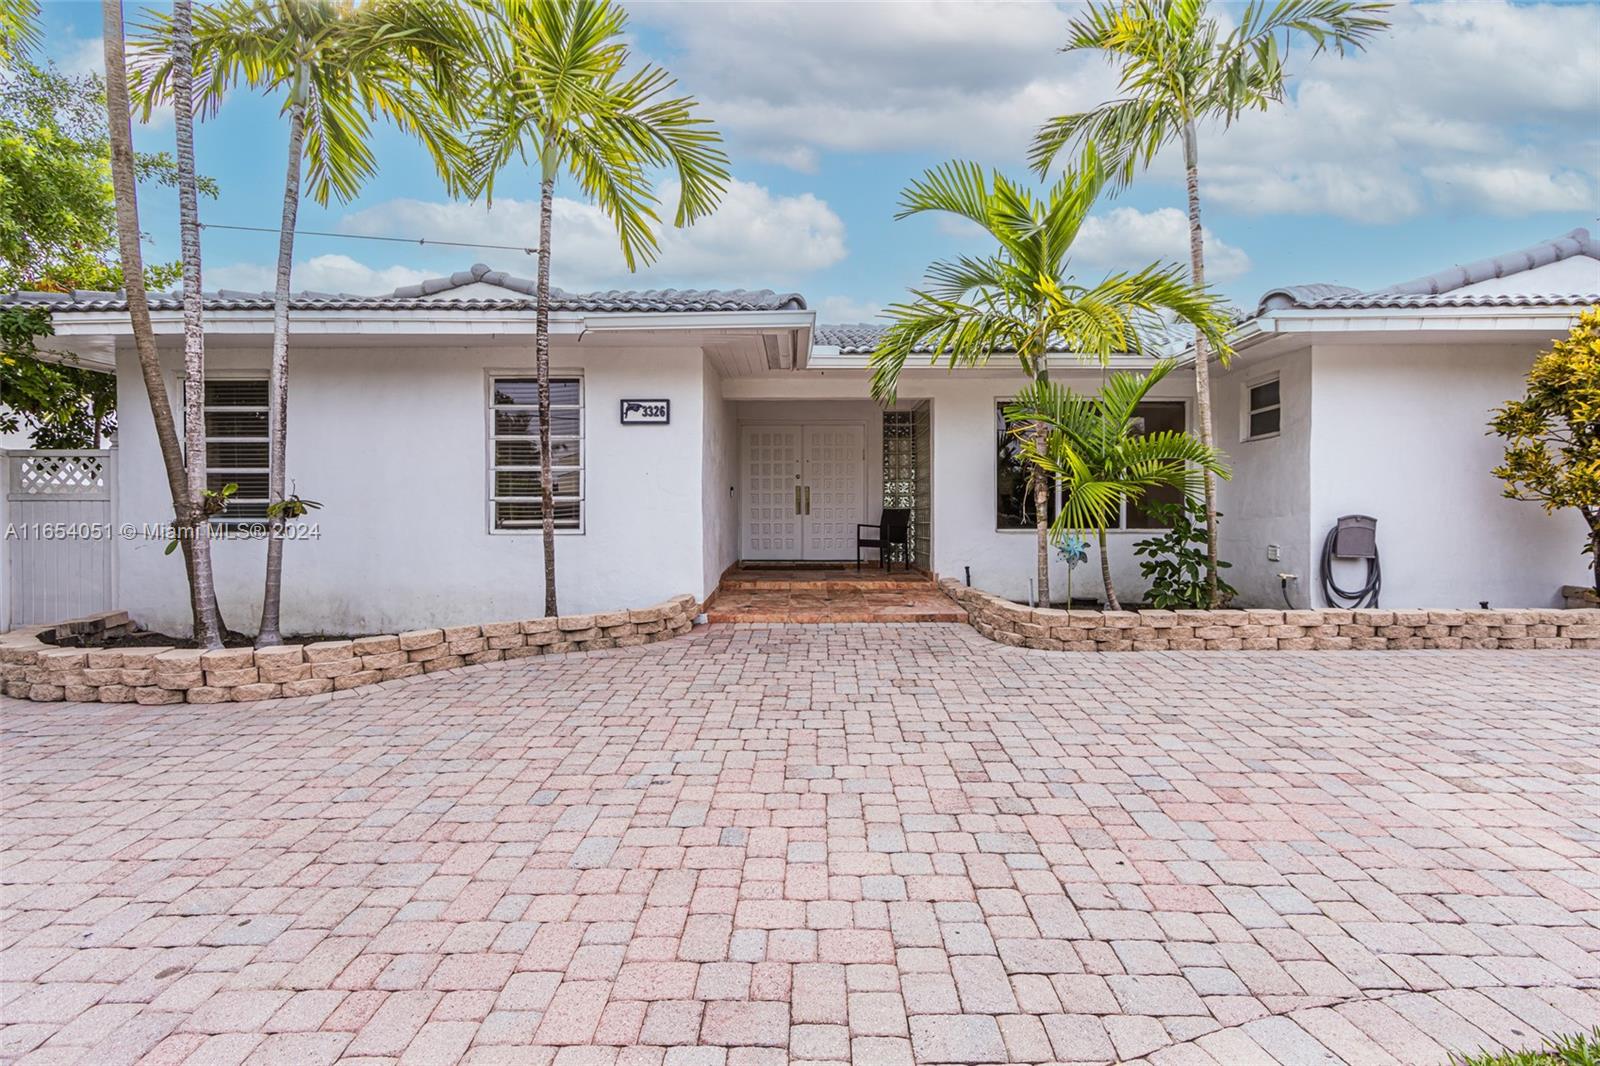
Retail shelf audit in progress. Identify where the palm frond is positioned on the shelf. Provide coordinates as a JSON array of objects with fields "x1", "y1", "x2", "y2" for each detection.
[
  {"x1": 1006, "y1": 363, "x2": 1229, "y2": 543},
  {"x1": 1049, "y1": 262, "x2": 1234, "y2": 365},
  {"x1": 607, "y1": 63, "x2": 729, "y2": 227},
  {"x1": 896, "y1": 161, "x2": 994, "y2": 228},
  {"x1": 868, "y1": 297, "x2": 1026, "y2": 403},
  {"x1": 558, "y1": 122, "x2": 661, "y2": 270},
  {"x1": 1034, "y1": 0, "x2": 1389, "y2": 175},
  {"x1": 462, "y1": 0, "x2": 729, "y2": 265},
  {"x1": 1235, "y1": 0, "x2": 1392, "y2": 56},
  {"x1": 1, "y1": 0, "x2": 41, "y2": 63}
]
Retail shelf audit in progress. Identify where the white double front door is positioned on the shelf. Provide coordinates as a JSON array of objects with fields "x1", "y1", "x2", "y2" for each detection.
[{"x1": 740, "y1": 423, "x2": 865, "y2": 561}]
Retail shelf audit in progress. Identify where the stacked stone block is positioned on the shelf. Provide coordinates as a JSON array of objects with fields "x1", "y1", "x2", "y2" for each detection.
[
  {"x1": 939, "y1": 579, "x2": 1600, "y2": 653},
  {"x1": 0, "y1": 595, "x2": 700, "y2": 704}
]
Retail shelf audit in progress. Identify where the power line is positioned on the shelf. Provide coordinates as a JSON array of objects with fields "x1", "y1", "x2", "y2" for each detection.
[{"x1": 199, "y1": 222, "x2": 537, "y2": 256}]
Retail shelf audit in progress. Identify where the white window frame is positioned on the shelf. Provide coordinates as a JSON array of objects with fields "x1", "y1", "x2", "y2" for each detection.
[
  {"x1": 487, "y1": 370, "x2": 585, "y2": 535},
  {"x1": 995, "y1": 394, "x2": 1191, "y2": 534},
  {"x1": 190, "y1": 371, "x2": 272, "y2": 526},
  {"x1": 1243, "y1": 372, "x2": 1282, "y2": 442}
]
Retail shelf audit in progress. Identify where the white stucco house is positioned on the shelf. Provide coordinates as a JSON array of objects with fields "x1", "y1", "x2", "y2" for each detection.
[
  {"x1": 1212, "y1": 227, "x2": 1599, "y2": 611},
  {"x1": 3, "y1": 226, "x2": 1596, "y2": 634}
]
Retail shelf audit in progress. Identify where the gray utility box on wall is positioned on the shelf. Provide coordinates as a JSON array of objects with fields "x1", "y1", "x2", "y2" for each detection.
[{"x1": 1331, "y1": 514, "x2": 1378, "y2": 559}]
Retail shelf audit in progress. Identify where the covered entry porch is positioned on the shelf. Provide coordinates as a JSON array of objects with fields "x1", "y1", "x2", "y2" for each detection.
[
  {"x1": 703, "y1": 362, "x2": 945, "y2": 622},
  {"x1": 703, "y1": 563, "x2": 963, "y2": 623},
  {"x1": 728, "y1": 398, "x2": 931, "y2": 567}
]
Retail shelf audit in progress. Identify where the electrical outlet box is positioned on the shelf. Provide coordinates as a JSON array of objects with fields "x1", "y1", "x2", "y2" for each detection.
[{"x1": 1266, "y1": 544, "x2": 1280, "y2": 562}]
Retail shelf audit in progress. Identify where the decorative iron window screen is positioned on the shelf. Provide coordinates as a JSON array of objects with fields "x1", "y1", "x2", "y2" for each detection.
[
  {"x1": 912, "y1": 406, "x2": 931, "y2": 567},
  {"x1": 883, "y1": 410, "x2": 919, "y2": 558},
  {"x1": 490, "y1": 376, "x2": 584, "y2": 531},
  {"x1": 203, "y1": 378, "x2": 271, "y2": 522}
]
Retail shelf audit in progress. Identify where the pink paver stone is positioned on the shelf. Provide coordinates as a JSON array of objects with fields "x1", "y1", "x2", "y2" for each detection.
[{"x1": 1, "y1": 626, "x2": 1596, "y2": 1064}]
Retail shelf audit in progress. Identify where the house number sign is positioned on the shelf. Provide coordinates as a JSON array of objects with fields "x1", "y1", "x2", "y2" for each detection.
[{"x1": 620, "y1": 399, "x2": 670, "y2": 425}]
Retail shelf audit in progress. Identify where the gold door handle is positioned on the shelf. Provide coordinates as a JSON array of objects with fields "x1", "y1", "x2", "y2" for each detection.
[
  {"x1": 795, "y1": 485, "x2": 803, "y2": 515},
  {"x1": 804, "y1": 486, "x2": 811, "y2": 515}
]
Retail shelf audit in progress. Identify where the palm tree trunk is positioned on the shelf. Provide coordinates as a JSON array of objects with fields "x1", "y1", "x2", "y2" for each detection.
[
  {"x1": 1097, "y1": 526, "x2": 1120, "y2": 611},
  {"x1": 1031, "y1": 364, "x2": 1050, "y2": 607},
  {"x1": 535, "y1": 167, "x2": 558, "y2": 617},
  {"x1": 172, "y1": 0, "x2": 223, "y2": 650},
  {"x1": 1182, "y1": 119, "x2": 1221, "y2": 608},
  {"x1": 102, "y1": 0, "x2": 208, "y2": 639},
  {"x1": 1589, "y1": 517, "x2": 1600, "y2": 594},
  {"x1": 256, "y1": 84, "x2": 306, "y2": 648}
]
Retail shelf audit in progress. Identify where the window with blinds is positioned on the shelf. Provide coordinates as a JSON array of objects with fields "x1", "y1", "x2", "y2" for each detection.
[
  {"x1": 489, "y1": 375, "x2": 584, "y2": 532},
  {"x1": 203, "y1": 378, "x2": 270, "y2": 522}
]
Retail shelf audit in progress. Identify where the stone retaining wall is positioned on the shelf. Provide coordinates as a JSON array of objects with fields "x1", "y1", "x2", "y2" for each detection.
[
  {"x1": 0, "y1": 595, "x2": 701, "y2": 704},
  {"x1": 940, "y1": 579, "x2": 1600, "y2": 651}
]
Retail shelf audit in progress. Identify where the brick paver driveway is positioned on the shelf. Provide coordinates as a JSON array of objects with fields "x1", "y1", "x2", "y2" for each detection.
[{"x1": 3, "y1": 625, "x2": 1598, "y2": 1066}]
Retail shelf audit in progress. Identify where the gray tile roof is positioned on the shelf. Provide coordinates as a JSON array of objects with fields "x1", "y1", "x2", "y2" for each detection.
[
  {"x1": 1257, "y1": 228, "x2": 1599, "y2": 313},
  {"x1": 1386, "y1": 227, "x2": 1598, "y2": 296},
  {"x1": 814, "y1": 323, "x2": 1080, "y2": 355},
  {"x1": 2, "y1": 262, "x2": 808, "y2": 314},
  {"x1": 1257, "y1": 291, "x2": 1600, "y2": 311}
]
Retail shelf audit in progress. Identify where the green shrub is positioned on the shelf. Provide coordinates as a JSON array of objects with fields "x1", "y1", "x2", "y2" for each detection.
[
  {"x1": 1450, "y1": 1028, "x2": 1600, "y2": 1066},
  {"x1": 1132, "y1": 500, "x2": 1237, "y2": 609}
]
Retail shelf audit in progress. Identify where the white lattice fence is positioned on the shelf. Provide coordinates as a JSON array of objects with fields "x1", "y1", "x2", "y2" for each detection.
[{"x1": 3, "y1": 450, "x2": 116, "y2": 627}]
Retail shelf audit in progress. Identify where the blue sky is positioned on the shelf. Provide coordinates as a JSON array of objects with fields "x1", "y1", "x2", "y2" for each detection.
[{"x1": 38, "y1": 0, "x2": 1600, "y2": 321}]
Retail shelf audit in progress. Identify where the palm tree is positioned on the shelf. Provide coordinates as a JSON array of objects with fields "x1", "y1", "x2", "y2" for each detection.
[
  {"x1": 1006, "y1": 359, "x2": 1229, "y2": 609},
  {"x1": 170, "y1": 0, "x2": 225, "y2": 649},
  {"x1": 0, "y1": 0, "x2": 40, "y2": 63},
  {"x1": 868, "y1": 152, "x2": 1233, "y2": 607},
  {"x1": 133, "y1": 0, "x2": 476, "y2": 645},
  {"x1": 463, "y1": 0, "x2": 729, "y2": 617},
  {"x1": 102, "y1": 0, "x2": 220, "y2": 643},
  {"x1": 1030, "y1": 0, "x2": 1390, "y2": 606}
]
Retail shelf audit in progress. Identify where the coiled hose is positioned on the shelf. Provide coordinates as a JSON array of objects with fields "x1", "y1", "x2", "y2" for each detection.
[{"x1": 1319, "y1": 526, "x2": 1381, "y2": 608}]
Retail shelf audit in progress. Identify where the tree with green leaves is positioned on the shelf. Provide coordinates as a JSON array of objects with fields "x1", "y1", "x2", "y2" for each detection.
[
  {"x1": 868, "y1": 152, "x2": 1233, "y2": 607},
  {"x1": 133, "y1": 0, "x2": 477, "y2": 645},
  {"x1": 461, "y1": 0, "x2": 728, "y2": 617},
  {"x1": 1030, "y1": 0, "x2": 1391, "y2": 606},
  {"x1": 1490, "y1": 307, "x2": 1600, "y2": 594},
  {"x1": 0, "y1": 308, "x2": 116, "y2": 447},
  {"x1": 3, "y1": 49, "x2": 216, "y2": 450},
  {"x1": 1006, "y1": 359, "x2": 1229, "y2": 609},
  {"x1": 3, "y1": 57, "x2": 210, "y2": 293}
]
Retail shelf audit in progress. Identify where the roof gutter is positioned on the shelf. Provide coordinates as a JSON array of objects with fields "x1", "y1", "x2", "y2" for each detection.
[{"x1": 1178, "y1": 301, "x2": 1588, "y2": 366}]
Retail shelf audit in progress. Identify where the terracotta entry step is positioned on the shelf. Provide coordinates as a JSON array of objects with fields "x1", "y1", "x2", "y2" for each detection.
[{"x1": 705, "y1": 563, "x2": 967, "y2": 624}]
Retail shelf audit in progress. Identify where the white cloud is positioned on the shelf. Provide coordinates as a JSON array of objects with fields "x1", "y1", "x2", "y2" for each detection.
[
  {"x1": 636, "y1": 0, "x2": 1599, "y2": 222},
  {"x1": 1190, "y1": 1, "x2": 1600, "y2": 221},
  {"x1": 895, "y1": 201, "x2": 1249, "y2": 282},
  {"x1": 207, "y1": 255, "x2": 431, "y2": 295},
  {"x1": 816, "y1": 295, "x2": 886, "y2": 324},
  {"x1": 57, "y1": 34, "x2": 105, "y2": 78},
  {"x1": 1073, "y1": 207, "x2": 1251, "y2": 282},
  {"x1": 339, "y1": 178, "x2": 847, "y2": 290},
  {"x1": 1421, "y1": 163, "x2": 1593, "y2": 217},
  {"x1": 631, "y1": 1, "x2": 1117, "y2": 165}
]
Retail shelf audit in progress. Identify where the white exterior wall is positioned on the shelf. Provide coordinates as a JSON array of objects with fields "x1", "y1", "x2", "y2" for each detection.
[
  {"x1": 115, "y1": 339, "x2": 713, "y2": 635},
  {"x1": 1306, "y1": 341, "x2": 1589, "y2": 608},
  {"x1": 701, "y1": 368, "x2": 739, "y2": 598},
  {"x1": 1211, "y1": 353, "x2": 1313, "y2": 608}
]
